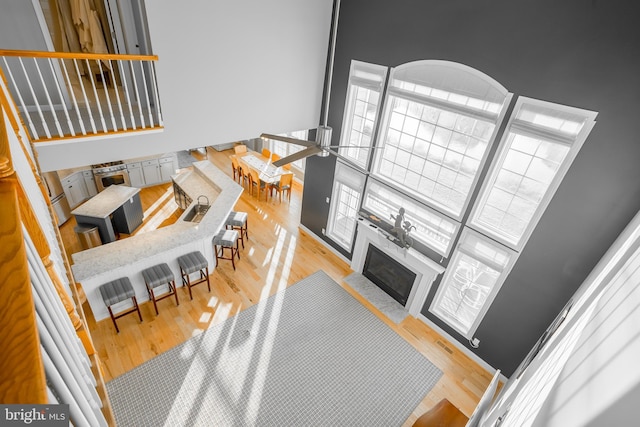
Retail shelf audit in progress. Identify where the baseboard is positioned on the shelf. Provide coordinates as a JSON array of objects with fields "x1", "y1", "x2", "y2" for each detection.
[
  {"x1": 417, "y1": 313, "x2": 509, "y2": 382},
  {"x1": 298, "y1": 224, "x2": 351, "y2": 265}
]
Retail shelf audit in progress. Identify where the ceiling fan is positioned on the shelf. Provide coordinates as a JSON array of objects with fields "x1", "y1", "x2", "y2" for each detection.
[
  {"x1": 260, "y1": 127, "x2": 379, "y2": 168},
  {"x1": 260, "y1": 126, "x2": 333, "y2": 167}
]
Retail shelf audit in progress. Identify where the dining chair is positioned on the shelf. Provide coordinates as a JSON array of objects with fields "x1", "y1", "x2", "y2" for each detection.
[
  {"x1": 249, "y1": 169, "x2": 268, "y2": 201},
  {"x1": 234, "y1": 144, "x2": 248, "y2": 156},
  {"x1": 270, "y1": 172, "x2": 293, "y2": 202},
  {"x1": 230, "y1": 155, "x2": 240, "y2": 183},
  {"x1": 238, "y1": 159, "x2": 250, "y2": 188},
  {"x1": 261, "y1": 148, "x2": 271, "y2": 158}
]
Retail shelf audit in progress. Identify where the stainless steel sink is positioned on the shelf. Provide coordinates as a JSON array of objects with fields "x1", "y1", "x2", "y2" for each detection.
[{"x1": 183, "y1": 203, "x2": 210, "y2": 223}]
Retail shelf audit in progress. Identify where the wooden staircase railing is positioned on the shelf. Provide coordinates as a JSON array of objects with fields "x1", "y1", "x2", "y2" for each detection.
[
  {"x1": 0, "y1": 49, "x2": 163, "y2": 142},
  {"x1": 1, "y1": 70, "x2": 114, "y2": 424}
]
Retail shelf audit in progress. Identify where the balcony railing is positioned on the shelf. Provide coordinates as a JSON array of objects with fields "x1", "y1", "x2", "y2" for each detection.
[{"x1": 0, "y1": 49, "x2": 163, "y2": 142}]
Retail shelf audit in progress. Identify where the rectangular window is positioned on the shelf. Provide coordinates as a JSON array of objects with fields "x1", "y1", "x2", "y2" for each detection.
[
  {"x1": 338, "y1": 61, "x2": 388, "y2": 168},
  {"x1": 469, "y1": 97, "x2": 597, "y2": 250},
  {"x1": 429, "y1": 228, "x2": 516, "y2": 338},
  {"x1": 326, "y1": 160, "x2": 367, "y2": 250},
  {"x1": 371, "y1": 67, "x2": 511, "y2": 220},
  {"x1": 362, "y1": 178, "x2": 460, "y2": 256},
  {"x1": 267, "y1": 130, "x2": 308, "y2": 172}
]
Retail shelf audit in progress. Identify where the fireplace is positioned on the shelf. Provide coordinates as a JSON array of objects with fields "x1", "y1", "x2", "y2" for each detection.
[
  {"x1": 351, "y1": 217, "x2": 445, "y2": 317},
  {"x1": 363, "y1": 244, "x2": 417, "y2": 306}
]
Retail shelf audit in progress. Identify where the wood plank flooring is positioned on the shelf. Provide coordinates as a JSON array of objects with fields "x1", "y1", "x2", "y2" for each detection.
[{"x1": 59, "y1": 147, "x2": 493, "y2": 426}]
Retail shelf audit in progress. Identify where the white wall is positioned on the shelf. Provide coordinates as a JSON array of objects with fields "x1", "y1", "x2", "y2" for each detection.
[
  {"x1": 34, "y1": 0, "x2": 333, "y2": 171},
  {"x1": 481, "y1": 210, "x2": 640, "y2": 426}
]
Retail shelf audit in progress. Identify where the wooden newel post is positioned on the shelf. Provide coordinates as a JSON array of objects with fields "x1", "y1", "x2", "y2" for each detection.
[{"x1": 0, "y1": 109, "x2": 48, "y2": 403}]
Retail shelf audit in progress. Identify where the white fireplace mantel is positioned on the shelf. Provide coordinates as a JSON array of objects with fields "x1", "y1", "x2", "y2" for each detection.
[{"x1": 351, "y1": 218, "x2": 445, "y2": 317}]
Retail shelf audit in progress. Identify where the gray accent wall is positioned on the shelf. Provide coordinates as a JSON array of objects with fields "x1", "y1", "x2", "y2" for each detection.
[{"x1": 300, "y1": 0, "x2": 640, "y2": 375}]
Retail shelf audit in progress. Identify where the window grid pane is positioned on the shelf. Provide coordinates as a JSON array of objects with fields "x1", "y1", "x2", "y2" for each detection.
[
  {"x1": 375, "y1": 96, "x2": 494, "y2": 217},
  {"x1": 341, "y1": 85, "x2": 382, "y2": 167},
  {"x1": 431, "y1": 252, "x2": 501, "y2": 335},
  {"x1": 430, "y1": 229, "x2": 514, "y2": 337},
  {"x1": 268, "y1": 131, "x2": 307, "y2": 171},
  {"x1": 327, "y1": 183, "x2": 361, "y2": 248},
  {"x1": 474, "y1": 131, "x2": 570, "y2": 246},
  {"x1": 363, "y1": 180, "x2": 458, "y2": 255}
]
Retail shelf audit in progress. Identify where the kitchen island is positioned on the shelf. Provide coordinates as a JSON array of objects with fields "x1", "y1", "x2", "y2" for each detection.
[
  {"x1": 72, "y1": 160, "x2": 243, "y2": 321},
  {"x1": 71, "y1": 185, "x2": 143, "y2": 243}
]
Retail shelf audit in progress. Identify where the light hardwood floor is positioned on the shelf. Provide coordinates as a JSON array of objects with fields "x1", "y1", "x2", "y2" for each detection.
[{"x1": 60, "y1": 147, "x2": 493, "y2": 426}]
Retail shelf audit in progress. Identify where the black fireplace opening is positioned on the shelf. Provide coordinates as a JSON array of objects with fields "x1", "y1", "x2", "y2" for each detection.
[{"x1": 362, "y1": 244, "x2": 417, "y2": 306}]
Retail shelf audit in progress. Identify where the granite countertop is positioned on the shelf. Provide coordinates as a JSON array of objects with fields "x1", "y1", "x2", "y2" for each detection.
[
  {"x1": 71, "y1": 160, "x2": 243, "y2": 281},
  {"x1": 172, "y1": 168, "x2": 221, "y2": 212},
  {"x1": 71, "y1": 185, "x2": 140, "y2": 218}
]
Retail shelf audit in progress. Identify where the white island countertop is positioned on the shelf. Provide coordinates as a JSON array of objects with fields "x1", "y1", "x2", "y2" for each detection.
[
  {"x1": 71, "y1": 160, "x2": 243, "y2": 314},
  {"x1": 71, "y1": 185, "x2": 140, "y2": 218}
]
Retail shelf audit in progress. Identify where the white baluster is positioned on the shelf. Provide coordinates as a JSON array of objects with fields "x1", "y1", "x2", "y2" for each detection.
[
  {"x1": 97, "y1": 59, "x2": 117, "y2": 131},
  {"x1": 140, "y1": 60, "x2": 154, "y2": 127},
  {"x1": 129, "y1": 60, "x2": 146, "y2": 128},
  {"x1": 73, "y1": 59, "x2": 96, "y2": 134},
  {"x1": 108, "y1": 60, "x2": 127, "y2": 130},
  {"x1": 17, "y1": 57, "x2": 51, "y2": 138},
  {"x1": 41, "y1": 348, "x2": 103, "y2": 427},
  {"x1": 117, "y1": 59, "x2": 136, "y2": 129},
  {"x1": 149, "y1": 61, "x2": 163, "y2": 126},
  {"x1": 59, "y1": 58, "x2": 86, "y2": 135},
  {"x1": 48, "y1": 58, "x2": 75, "y2": 136},
  {"x1": 36, "y1": 313, "x2": 101, "y2": 411},
  {"x1": 33, "y1": 57, "x2": 63, "y2": 137},
  {"x1": 24, "y1": 233, "x2": 94, "y2": 380},
  {"x1": 85, "y1": 59, "x2": 107, "y2": 132},
  {"x1": 47, "y1": 387, "x2": 60, "y2": 404},
  {"x1": 1, "y1": 57, "x2": 38, "y2": 139}
]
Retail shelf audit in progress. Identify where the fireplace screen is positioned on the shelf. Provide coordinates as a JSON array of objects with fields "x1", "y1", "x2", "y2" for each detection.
[{"x1": 363, "y1": 244, "x2": 417, "y2": 305}]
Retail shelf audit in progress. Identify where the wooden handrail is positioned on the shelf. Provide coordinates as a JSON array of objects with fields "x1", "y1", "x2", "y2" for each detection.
[
  {"x1": 0, "y1": 105, "x2": 48, "y2": 404},
  {"x1": 1, "y1": 66, "x2": 115, "y2": 423},
  {"x1": 0, "y1": 48, "x2": 158, "y2": 62}
]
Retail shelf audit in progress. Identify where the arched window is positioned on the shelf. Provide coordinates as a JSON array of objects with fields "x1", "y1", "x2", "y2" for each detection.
[{"x1": 371, "y1": 60, "x2": 512, "y2": 219}]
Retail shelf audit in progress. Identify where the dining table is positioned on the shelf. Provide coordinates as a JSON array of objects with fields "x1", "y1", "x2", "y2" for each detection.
[{"x1": 237, "y1": 152, "x2": 284, "y2": 184}]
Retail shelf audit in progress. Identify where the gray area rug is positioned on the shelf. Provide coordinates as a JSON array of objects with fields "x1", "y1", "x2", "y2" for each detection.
[
  {"x1": 344, "y1": 272, "x2": 409, "y2": 324},
  {"x1": 177, "y1": 150, "x2": 197, "y2": 169},
  {"x1": 107, "y1": 271, "x2": 442, "y2": 427}
]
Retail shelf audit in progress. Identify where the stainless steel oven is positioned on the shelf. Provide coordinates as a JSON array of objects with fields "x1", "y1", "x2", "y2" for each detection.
[{"x1": 93, "y1": 162, "x2": 131, "y2": 192}]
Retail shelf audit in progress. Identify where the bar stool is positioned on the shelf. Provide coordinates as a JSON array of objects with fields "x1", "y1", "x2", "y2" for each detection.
[
  {"x1": 213, "y1": 229, "x2": 240, "y2": 270},
  {"x1": 225, "y1": 211, "x2": 248, "y2": 249},
  {"x1": 99, "y1": 277, "x2": 142, "y2": 333},
  {"x1": 141, "y1": 263, "x2": 179, "y2": 315},
  {"x1": 177, "y1": 251, "x2": 211, "y2": 300}
]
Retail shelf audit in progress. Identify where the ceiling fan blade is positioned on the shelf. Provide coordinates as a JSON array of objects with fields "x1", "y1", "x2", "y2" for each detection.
[
  {"x1": 260, "y1": 133, "x2": 316, "y2": 148},
  {"x1": 273, "y1": 145, "x2": 323, "y2": 167}
]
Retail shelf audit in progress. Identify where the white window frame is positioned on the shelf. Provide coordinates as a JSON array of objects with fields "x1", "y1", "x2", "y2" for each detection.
[
  {"x1": 429, "y1": 227, "x2": 517, "y2": 338},
  {"x1": 371, "y1": 61, "x2": 513, "y2": 221},
  {"x1": 265, "y1": 129, "x2": 309, "y2": 173},
  {"x1": 361, "y1": 178, "x2": 461, "y2": 257},
  {"x1": 337, "y1": 60, "x2": 388, "y2": 169},
  {"x1": 468, "y1": 97, "x2": 597, "y2": 251},
  {"x1": 326, "y1": 160, "x2": 367, "y2": 250}
]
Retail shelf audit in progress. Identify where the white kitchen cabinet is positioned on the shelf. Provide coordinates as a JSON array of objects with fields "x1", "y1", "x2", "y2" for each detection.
[
  {"x1": 62, "y1": 172, "x2": 88, "y2": 208},
  {"x1": 127, "y1": 162, "x2": 145, "y2": 187},
  {"x1": 159, "y1": 156, "x2": 175, "y2": 182},
  {"x1": 142, "y1": 159, "x2": 161, "y2": 186},
  {"x1": 82, "y1": 170, "x2": 98, "y2": 197}
]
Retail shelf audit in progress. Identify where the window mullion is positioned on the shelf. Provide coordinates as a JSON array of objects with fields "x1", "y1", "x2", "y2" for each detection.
[{"x1": 388, "y1": 86, "x2": 500, "y2": 123}]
